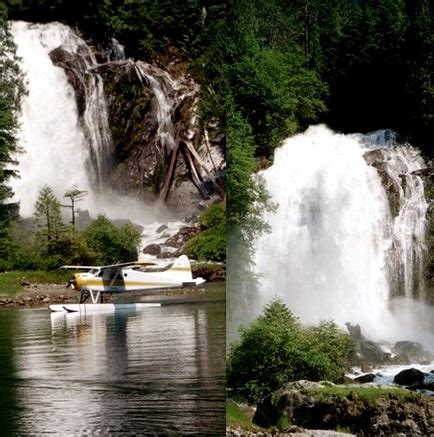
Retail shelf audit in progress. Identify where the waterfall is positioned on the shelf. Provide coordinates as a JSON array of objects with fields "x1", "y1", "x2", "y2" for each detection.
[
  {"x1": 9, "y1": 21, "x2": 168, "y2": 225},
  {"x1": 11, "y1": 21, "x2": 92, "y2": 217},
  {"x1": 134, "y1": 61, "x2": 199, "y2": 154},
  {"x1": 135, "y1": 63, "x2": 177, "y2": 153},
  {"x1": 11, "y1": 21, "x2": 113, "y2": 216},
  {"x1": 254, "y1": 125, "x2": 432, "y2": 345}
]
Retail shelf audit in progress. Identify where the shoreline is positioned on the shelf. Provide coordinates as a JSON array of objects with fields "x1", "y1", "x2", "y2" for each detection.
[{"x1": 0, "y1": 281, "x2": 225, "y2": 309}]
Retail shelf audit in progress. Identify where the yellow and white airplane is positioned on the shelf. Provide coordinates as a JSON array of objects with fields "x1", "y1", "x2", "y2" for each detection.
[{"x1": 49, "y1": 255, "x2": 205, "y2": 313}]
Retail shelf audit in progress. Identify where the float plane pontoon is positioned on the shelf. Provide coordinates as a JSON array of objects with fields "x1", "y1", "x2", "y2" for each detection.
[{"x1": 49, "y1": 255, "x2": 206, "y2": 313}]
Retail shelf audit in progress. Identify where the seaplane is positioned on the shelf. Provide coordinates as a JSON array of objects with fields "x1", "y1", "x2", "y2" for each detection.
[{"x1": 49, "y1": 255, "x2": 206, "y2": 314}]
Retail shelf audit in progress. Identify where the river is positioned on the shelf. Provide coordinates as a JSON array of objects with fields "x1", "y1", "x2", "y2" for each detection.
[{"x1": 0, "y1": 294, "x2": 225, "y2": 435}]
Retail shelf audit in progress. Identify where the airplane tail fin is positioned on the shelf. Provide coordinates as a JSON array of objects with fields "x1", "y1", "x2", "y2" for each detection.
[
  {"x1": 165, "y1": 255, "x2": 206, "y2": 286},
  {"x1": 166, "y1": 255, "x2": 193, "y2": 281}
]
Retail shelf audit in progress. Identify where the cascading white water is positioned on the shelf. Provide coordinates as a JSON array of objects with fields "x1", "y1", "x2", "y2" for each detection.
[
  {"x1": 383, "y1": 147, "x2": 428, "y2": 300},
  {"x1": 254, "y1": 125, "x2": 432, "y2": 345},
  {"x1": 135, "y1": 63, "x2": 177, "y2": 153},
  {"x1": 11, "y1": 21, "x2": 93, "y2": 217},
  {"x1": 10, "y1": 21, "x2": 168, "y2": 225}
]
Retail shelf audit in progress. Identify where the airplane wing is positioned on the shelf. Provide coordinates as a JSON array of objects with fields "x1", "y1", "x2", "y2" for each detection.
[{"x1": 61, "y1": 260, "x2": 157, "y2": 270}]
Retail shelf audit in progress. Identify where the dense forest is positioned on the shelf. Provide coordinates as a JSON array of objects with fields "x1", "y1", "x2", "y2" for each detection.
[
  {"x1": 0, "y1": 0, "x2": 433, "y2": 267},
  {"x1": 226, "y1": 0, "x2": 433, "y2": 276}
]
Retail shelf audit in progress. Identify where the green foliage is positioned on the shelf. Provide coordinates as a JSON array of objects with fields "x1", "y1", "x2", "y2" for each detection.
[
  {"x1": 0, "y1": 270, "x2": 72, "y2": 296},
  {"x1": 34, "y1": 186, "x2": 67, "y2": 255},
  {"x1": 230, "y1": 48, "x2": 326, "y2": 154},
  {"x1": 227, "y1": 297, "x2": 352, "y2": 404},
  {"x1": 185, "y1": 202, "x2": 226, "y2": 261},
  {"x1": 0, "y1": 4, "x2": 25, "y2": 258},
  {"x1": 83, "y1": 215, "x2": 141, "y2": 265},
  {"x1": 226, "y1": 399, "x2": 262, "y2": 431},
  {"x1": 62, "y1": 185, "x2": 87, "y2": 228},
  {"x1": 302, "y1": 385, "x2": 425, "y2": 406}
]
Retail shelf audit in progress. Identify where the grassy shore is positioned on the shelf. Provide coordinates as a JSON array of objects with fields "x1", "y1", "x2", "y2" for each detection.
[
  {"x1": 226, "y1": 400, "x2": 262, "y2": 431},
  {"x1": 0, "y1": 270, "x2": 72, "y2": 296}
]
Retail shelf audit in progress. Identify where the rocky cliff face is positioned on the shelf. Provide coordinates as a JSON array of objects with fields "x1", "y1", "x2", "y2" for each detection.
[
  {"x1": 364, "y1": 148, "x2": 433, "y2": 303},
  {"x1": 50, "y1": 35, "x2": 224, "y2": 216}
]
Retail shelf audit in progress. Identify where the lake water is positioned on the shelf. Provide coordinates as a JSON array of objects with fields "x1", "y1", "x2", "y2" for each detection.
[{"x1": 0, "y1": 298, "x2": 225, "y2": 435}]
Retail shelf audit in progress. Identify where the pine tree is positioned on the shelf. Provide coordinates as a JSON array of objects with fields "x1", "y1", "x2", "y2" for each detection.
[
  {"x1": 34, "y1": 186, "x2": 66, "y2": 255},
  {"x1": 0, "y1": 3, "x2": 26, "y2": 258},
  {"x1": 62, "y1": 185, "x2": 87, "y2": 229}
]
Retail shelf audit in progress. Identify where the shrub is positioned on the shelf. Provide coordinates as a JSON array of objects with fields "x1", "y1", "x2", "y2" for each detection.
[
  {"x1": 227, "y1": 298, "x2": 352, "y2": 404},
  {"x1": 185, "y1": 203, "x2": 226, "y2": 261},
  {"x1": 83, "y1": 215, "x2": 141, "y2": 265}
]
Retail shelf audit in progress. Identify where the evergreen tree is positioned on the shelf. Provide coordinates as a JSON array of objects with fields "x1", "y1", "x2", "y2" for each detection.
[
  {"x1": 0, "y1": 3, "x2": 25, "y2": 259},
  {"x1": 34, "y1": 186, "x2": 66, "y2": 254},
  {"x1": 62, "y1": 185, "x2": 87, "y2": 229}
]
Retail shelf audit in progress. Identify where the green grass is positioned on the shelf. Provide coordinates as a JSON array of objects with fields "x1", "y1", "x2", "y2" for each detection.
[
  {"x1": 302, "y1": 386, "x2": 425, "y2": 406},
  {"x1": 0, "y1": 270, "x2": 71, "y2": 296},
  {"x1": 226, "y1": 400, "x2": 260, "y2": 431}
]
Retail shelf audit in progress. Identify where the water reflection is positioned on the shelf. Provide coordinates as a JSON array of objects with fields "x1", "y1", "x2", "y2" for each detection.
[{"x1": 1, "y1": 302, "x2": 224, "y2": 435}]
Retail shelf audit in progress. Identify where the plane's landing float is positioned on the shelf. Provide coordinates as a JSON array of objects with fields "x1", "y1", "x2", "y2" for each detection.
[
  {"x1": 49, "y1": 255, "x2": 205, "y2": 312},
  {"x1": 49, "y1": 303, "x2": 161, "y2": 314}
]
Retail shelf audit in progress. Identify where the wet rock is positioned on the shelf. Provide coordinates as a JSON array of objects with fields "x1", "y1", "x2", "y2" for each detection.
[
  {"x1": 253, "y1": 388, "x2": 315, "y2": 429},
  {"x1": 357, "y1": 340, "x2": 390, "y2": 364},
  {"x1": 346, "y1": 323, "x2": 390, "y2": 365},
  {"x1": 394, "y1": 368, "x2": 425, "y2": 386},
  {"x1": 164, "y1": 225, "x2": 200, "y2": 248},
  {"x1": 354, "y1": 373, "x2": 376, "y2": 384},
  {"x1": 156, "y1": 224, "x2": 168, "y2": 233},
  {"x1": 389, "y1": 354, "x2": 411, "y2": 365},
  {"x1": 23, "y1": 297, "x2": 32, "y2": 303},
  {"x1": 393, "y1": 341, "x2": 427, "y2": 362},
  {"x1": 143, "y1": 243, "x2": 161, "y2": 256},
  {"x1": 43, "y1": 297, "x2": 50, "y2": 303},
  {"x1": 158, "y1": 251, "x2": 176, "y2": 259},
  {"x1": 20, "y1": 280, "x2": 31, "y2": 287}
]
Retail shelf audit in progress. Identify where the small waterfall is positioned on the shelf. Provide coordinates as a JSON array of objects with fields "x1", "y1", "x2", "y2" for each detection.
[
  {"x1": 382, "y1": 147, "x2": 428, "y2": 300},
  {"x1": 254, "y1": 125, "x2": 431, "y2": 345},
  {"x1": 135, "y1": 63, "x2": 177, "y2": 153},
  {"x1": 134, "y1": 61, "x2": 199, "y2": 154}
]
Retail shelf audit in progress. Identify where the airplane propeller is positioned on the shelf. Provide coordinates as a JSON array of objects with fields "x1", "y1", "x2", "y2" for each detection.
[{"x1": 66, "y1": 278, "x2": 76, "y2": 289}]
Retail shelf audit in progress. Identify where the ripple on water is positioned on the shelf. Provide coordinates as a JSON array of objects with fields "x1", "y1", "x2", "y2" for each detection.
[{"x1": 0, "y1": 303, "x2": 225, "y2": 434}]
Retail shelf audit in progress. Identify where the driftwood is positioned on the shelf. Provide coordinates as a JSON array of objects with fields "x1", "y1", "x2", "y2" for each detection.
[
  {"x1": 184, "y1": 146, "x2": 203, "y2": 189},
  {"x1": 184, "y1": 141, "x2": 225, "y2": 198},
  {"x1": 159, "y1": 144, "x2": 179, "y2": 201}
]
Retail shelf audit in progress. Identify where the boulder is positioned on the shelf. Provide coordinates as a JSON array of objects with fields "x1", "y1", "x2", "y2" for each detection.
[
  {"x1": 346, "y1": 323, "x2": 390, "y2": 365},
  {"x1": 354, "y1": 373, "x2": 376, "y2": 384},
  {"x1": 389, "y1": 354, "x2": 411, "y2": 365},
  {"x1": 356, "y1": 340, "x2": 391, "y2": 365},
  {"x1": 143, "y1": 244, "x2": 161, "y2": 256},
  {"x1": 393, "y1": 341, "x2": 427, "y2": 362},
  {"x1": 253, "y1": 382, "x2": 431, "y2": 435},
  {"x1": 164, "y1": 226, "x2": 200, "y2": 248},
  {"x1": 156, "y1": 224, "x2": 168, "y2": 233},
  {"x1": 253, "y1": 388, "x2": 315, "y2": 429},
  {"x1": 393, "y1": 368, "x2": 425, "y2": 386}
]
